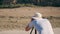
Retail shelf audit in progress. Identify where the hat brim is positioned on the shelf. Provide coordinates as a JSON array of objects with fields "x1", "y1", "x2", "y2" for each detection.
[{"x1": 32, "y1": 17, "x2": 40, "y2": 19}]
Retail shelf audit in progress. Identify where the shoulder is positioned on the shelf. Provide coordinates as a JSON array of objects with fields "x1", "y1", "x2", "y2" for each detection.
[{"x1": 41, "y1": 18, "x2": 50, "y2": 22}]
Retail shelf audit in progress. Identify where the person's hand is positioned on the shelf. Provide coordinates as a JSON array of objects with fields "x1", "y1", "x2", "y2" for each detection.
[{"x1": 25, "y1": 25, "x2": 31, "y2": 31}]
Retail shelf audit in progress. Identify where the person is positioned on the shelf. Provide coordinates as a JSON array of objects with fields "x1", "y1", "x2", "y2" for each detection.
[{"x1": 25, "y1": 12, "x2": 54, "y2": 34}]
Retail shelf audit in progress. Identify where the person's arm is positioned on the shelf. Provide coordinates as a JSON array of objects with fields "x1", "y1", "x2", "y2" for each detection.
[
  {"x1": 25, "y1": 22, "x2": 33, "y2": 31},
  {"x1": 25, "y1": 24, "x2": 31, "y2": 31},
  {"x1": 25, "y1": 18, "x2": 34, "y2": 31}
]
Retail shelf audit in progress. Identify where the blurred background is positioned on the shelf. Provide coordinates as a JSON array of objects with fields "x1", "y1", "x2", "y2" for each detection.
[
  {"x1": 0, "y1": 0, "x2": 60, "y2": 8},
  {"x1": 0, "y1": 0, "x2": 60, "y2": 34}
]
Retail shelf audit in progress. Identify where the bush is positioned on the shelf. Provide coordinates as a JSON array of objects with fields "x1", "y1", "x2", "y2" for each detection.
[
  {"x1": 0, "y1": 4, "x2": 21, "y2": 8},
  {"x1": 0, "y1": 4, "x2": 36, "y2": 8}
]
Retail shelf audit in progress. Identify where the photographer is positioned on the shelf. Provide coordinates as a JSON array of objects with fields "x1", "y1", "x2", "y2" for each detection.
[{"x1": 25, "y1": 12, "x2": 54, "y2": 34}]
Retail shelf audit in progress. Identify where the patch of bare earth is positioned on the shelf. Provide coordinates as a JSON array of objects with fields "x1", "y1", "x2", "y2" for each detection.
[{"x1": 0, "y1": 7, "x2": 60, "y2": 31}]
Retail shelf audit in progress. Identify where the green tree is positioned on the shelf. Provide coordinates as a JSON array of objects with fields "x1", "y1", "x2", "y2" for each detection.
[{"x1": 0, "y1": 0, "x2": 3, "y2": 5}]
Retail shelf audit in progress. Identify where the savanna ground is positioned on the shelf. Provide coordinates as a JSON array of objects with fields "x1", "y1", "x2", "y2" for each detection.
[{"x1": 0, "y1": 7, "x2": 60, "y2": 31}]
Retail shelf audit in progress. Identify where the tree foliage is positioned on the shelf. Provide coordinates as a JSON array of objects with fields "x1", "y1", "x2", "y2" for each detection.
[
  {"x1": 0, "y1": 0, "x2": 60, "y2": 6},
  {"x1": 0, "y1": 0, "x2": 3, "y2": 5}
]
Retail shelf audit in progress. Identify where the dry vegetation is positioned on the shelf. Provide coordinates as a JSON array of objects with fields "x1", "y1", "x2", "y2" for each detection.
[{"x1": 0, "y1": 7, "x2": 60, "y2": 31}]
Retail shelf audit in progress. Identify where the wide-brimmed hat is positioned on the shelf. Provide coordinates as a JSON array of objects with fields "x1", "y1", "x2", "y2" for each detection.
[{"x1": 32, "y1": 12, "x2": 42, "y2": 19}]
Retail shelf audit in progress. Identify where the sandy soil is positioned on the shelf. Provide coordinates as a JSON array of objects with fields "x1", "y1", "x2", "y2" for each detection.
[
  {"x1": 0, "y1": 7, "x2": 60, "y2": 30},
  {"x1": 0, "y1": 28, "x2": 60, "y2": 34},
  {"x1": 0, "y1": 7, "x2": 60, "y2": 17},
  {"x1": 0, "y1": 7, "x2": 60, "y2": 34}
]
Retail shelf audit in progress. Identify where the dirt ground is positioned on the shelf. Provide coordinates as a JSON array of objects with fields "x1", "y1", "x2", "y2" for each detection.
[
  {"x1": 0, "y1": 7, "x2": 60, "y2": 33},
  {"x1": 0, "y1": 28, "x2": 60, "y2": 34},
  {"x1": 0, "y1": 7, "x2": 60, "y2": 17}
]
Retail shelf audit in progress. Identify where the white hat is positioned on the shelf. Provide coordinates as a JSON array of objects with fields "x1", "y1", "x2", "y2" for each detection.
[{"x1": 32, "y1": 12, "x2": 42, "y2": 19}]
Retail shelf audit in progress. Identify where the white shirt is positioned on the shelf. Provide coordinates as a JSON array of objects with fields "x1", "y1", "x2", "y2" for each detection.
[{"x1": 29, "y1": 18, "x2": 54, "y2": 34}]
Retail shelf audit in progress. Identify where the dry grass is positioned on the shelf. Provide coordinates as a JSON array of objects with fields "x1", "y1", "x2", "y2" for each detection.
[{"x1": 0, "y1": 7, "x2": 60, "y2": 31}]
